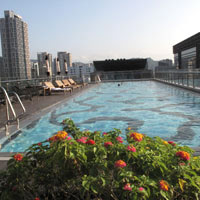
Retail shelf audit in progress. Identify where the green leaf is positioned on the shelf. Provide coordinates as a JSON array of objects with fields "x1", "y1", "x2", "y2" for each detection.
[
  {"x1": 91, "y1": 185, "x2": 98, "y2": 194},
  {"x1": 101, "y1": 177, "x2": 106, "y2": 186},
  {"x1": 93, "y1": 147, "x2": 97, "y2": 154},
  {"x1": 82, "y1": 180, "x2": 90, "y2": 190},
  {"x1": 160, "y1": 190, "x2": 169, "y2": 200}
]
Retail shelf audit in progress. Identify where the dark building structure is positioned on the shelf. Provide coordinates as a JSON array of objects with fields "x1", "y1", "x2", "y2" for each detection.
[
  {"x1": 93, "y1": 58, "x2": 147, "y2": 71},
  {"x1": 173, "y1": 32, "x2": 200, "y2": 70}
]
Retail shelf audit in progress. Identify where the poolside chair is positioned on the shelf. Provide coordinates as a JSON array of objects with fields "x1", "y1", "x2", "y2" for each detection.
[
  {"x1": 55, "y1": 80, "x2": 74, "y2": 91},
  {"x1": 62, "y1": 79, "x2": 81, "y2": 89},
  {"x1": 44, "y1": 82, "x2": 72, "y2": 95},
  {"x1": 68, "y1": 78, "x2": 84, "y2": 88}
]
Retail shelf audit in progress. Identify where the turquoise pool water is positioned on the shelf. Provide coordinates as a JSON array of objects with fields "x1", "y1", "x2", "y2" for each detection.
[{"x1": 1, "y1": 81, "x2": 200, "y2": 152}]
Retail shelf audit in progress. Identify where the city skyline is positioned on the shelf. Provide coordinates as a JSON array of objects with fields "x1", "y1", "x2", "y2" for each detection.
[{"x1": 1, "y1": 0, "x2": 200, "y2": 62}]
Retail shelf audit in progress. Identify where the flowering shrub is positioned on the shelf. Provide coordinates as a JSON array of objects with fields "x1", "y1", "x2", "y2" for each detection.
[
  {"x1": 0, "y1": 118, "x2": 200, "y2": 200},
  {"x1": 130, "y1": 132, "x2": 143, "y2": 142}
]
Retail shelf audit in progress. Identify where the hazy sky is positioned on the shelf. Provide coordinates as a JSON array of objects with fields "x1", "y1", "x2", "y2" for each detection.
[{"x1": 1, "y1": 0, "x2": 200, "y2": 62}]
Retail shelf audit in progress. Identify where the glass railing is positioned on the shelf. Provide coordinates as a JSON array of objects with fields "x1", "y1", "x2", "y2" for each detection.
[
  {"x1": 155, "y1": 70, "x2": 200, "y2": 89},
  {"x1": 96, "y1": 70, "x2": 153, "y2": 81},
  {"x1": 0, "y1": 74, "x2": 91, "y2": 94}
]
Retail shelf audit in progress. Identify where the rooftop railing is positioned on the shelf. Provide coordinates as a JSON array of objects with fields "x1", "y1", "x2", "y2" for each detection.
[
  {"x1": 155, "y1": 70, "x2": 200, "y2": 90},
  {"x1": 96, "y1": 70, "x2": 153, "y2": 81},
  {"x1": 0, "y1": 74, "x2": 91, "y2": 94}
]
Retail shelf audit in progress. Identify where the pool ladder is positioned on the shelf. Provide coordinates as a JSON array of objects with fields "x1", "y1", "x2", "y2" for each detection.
[{"x1": 0, "y1": 86, "x2": 26, "y2": 136}]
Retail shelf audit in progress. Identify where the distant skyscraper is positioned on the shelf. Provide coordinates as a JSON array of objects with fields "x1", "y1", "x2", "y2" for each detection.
[
  {"x1": 37, "y1": 52, "x2": 52, "y2": 77},
  {"x1": 0, "y1": 56, "x2": 4, "y2": 80},
  {"x1": 0, "y1": 10, "x2": 31, "y2": 80},
  {"x1": 71, "y1": 62, "x2": 94, "y2": 77},
  {"x1": 57, "y1": 52, "x2": 72, "y2": 75}
]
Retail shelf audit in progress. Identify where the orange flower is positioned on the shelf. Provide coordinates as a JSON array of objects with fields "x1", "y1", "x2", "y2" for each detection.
[
  {"x1": 56, "y1": 131, "x2": 68, "y2": 140},
  {"x1": 115, "y1": 160, "x2": 126, "y2": 168},
  {"x1": 159, "y1": 180, "x2": 169, "y2": 191},
  {"x1": 176, "y1": 151, "x2": 190, "y2": 161},
  {"x1": 163, "y1": 141, "x2": 168, "y2": 145},
  {"x1": 49, "y1": 131, "x2": 68, "y2": 142},
  {"x1": 13, "y1": 153, "x2": 23, "y2": 161},
  {"x1": 130, "y1": 132, "x2": 143, "y2": 142}
]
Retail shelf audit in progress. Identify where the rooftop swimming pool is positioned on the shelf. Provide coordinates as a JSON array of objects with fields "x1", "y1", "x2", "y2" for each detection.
[{"x1": 1, "y1": 81, "x2": 200, "y2": 152}]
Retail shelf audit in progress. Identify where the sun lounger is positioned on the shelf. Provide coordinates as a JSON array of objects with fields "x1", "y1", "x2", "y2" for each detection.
[
  {"x1": 55, "y1": 80, "x2": 74, "y2": 91},
  {"x1": 68, "y1": 78, "x2": 84, "y2": 88},
  {"x1": 44, "y1": 82, "x2": 72, "y2": 95},
  {"x1": 62, "y1": 79, "x2": 81, "y2": 89}
]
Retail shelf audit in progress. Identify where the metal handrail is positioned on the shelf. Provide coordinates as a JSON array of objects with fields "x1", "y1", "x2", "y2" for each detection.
[
  {"x1": 11, "y1": 92, "x2": 26, "y2": 113},
  {"x1": 10, "y1": 92, "x2": 26, "y2": 130},
  {"x1": 0, "y1": 86, "x2": 17, "y2": 135},
  {"x1": 0, "y1": 86, "x2": 26, "y2": 136}
]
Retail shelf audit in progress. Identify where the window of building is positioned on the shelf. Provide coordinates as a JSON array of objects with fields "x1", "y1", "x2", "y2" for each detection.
[{"x1": 181, "y1": 47, "x2": 196, "y2": 69}]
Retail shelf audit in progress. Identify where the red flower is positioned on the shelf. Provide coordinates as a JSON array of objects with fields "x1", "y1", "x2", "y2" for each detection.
[
  {"x1": 38, "y1": 142, "x2": 42, "y2": 146},
  {"x1": 86, "y1": 139, "x2": 96, "y2": 145},
  {"x1": 168, "y1": 141, "x2": 176, "y2": 146},
  {"x1": 130, "y1": 132, "x2": 143, "y2": 142},
  {"x1": 104, "y1": 141, "x2": 113, "y2": 147},
  {"x1": 115, "y1": 160, "x2": 126, "y2": 168},
  {"x1": 103, "y1": 132, "x2": 108, "y2": 136},
  {"x1": 116, "y1": 136, "x2": 123, "y2": 143},
  {"x1": 159, "y1": 180, "x2": 169, "y2": 191},
  {"x1": 34, "y1": 198, "x2": 40, "y2": 200},
  {"x1": 67, "y1": 136, "x2": 71, "y2": 140},
  {"x1": 13, "y1": 153, "x2": 23, "y2": 161},
  {"x1": 138, "y1": 187, "x2": 144, "y2": 191},
  {"x1": 76, "y1": 137, "x2": 88, "y2": 143},
  {"x1": 123, "y1": 183, "x2": 132, "y2": 191},
  {"x1": 127, "y1": 145, "x2": 136, "y2": 152},
  {"x1": 176, "y1": 151, "x2": 190, "y2": 161}
]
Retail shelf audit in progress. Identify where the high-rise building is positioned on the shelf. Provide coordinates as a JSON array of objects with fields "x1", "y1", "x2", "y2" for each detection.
[
  {"x1": 37, "y1": 52, "x2": 52, "y2": 77},
  {"x1": 57, "y1": 52, "x2": 72, "y2": 75},
  {"x1": 0, "y1": 56, "x2": 4, "y2": 80},
  {"x1": 71, "y1": 62, "x2": 94, "y2": 77},
  {"x1": 0, "y1": 10, "x2": 31, "y2": 80},
  {"x1": 30, "y1": 59, "x2": 39, "y2": 78}
]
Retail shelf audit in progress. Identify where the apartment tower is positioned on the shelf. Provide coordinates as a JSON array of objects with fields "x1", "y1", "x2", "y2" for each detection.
[
  {"x1": 57, "y1": 52, "x2": 72, "y2": 75},
  {"x1": 0, "y1": 10, "x2": 31, "y2": 79},
  {"x1": 37, "y1": 52, "x2": 52, "y2": 77}
]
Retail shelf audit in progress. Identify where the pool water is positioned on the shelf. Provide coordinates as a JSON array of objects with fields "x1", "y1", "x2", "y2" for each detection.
[{"x1": 1, "y1": 81, "x2": 200, "y2": 152}]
